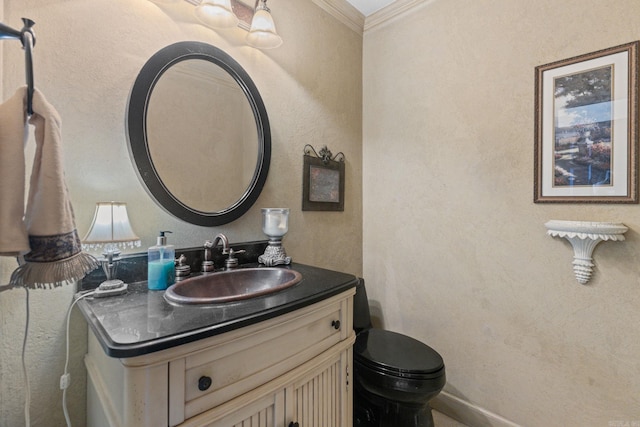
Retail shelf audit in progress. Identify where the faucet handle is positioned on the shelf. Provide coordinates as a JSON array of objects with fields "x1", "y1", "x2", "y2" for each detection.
[
  {"x1": 175, "y1": 254, "x2": 191, "y2": 279},
  {"x1": 224, "y1": 248, "x2": 245, "y2": 269},
  {"x1": 176, "y1": 254, "x2": 187, "y2": 265},
  {"x1": 202, "y1": 241, "x2": 215, "y2": 272}
]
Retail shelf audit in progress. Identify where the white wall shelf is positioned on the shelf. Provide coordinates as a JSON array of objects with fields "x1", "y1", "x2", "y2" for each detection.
[{"x1": 545, "y1": 220, "x2": 628, "y2": 285}]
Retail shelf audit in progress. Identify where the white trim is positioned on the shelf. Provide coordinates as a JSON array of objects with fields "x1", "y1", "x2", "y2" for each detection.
[
  {"x1": 364, "y1": 0, "x2": 426, "y2": 32},
  {"x1": 312, "y1": 0, "x2": 365, "y2": 35},
  {"x1": 431, "y1": 390, "x2": 522, "y2": 427}
]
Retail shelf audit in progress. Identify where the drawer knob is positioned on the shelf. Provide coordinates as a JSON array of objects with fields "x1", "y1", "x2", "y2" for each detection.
[
  {"x1": 198, "y1": 376, "x2": 212, "y2": 391},
  {"x1": 288, "y1": 423, "x2": 299, "y2": 427},
  {"x1": 332, "y1": 319, "x2": 341, "y2": 330}
]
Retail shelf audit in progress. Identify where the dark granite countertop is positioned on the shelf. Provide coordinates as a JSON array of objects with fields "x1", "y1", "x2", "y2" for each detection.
[{"x1": 78, "y1": 262, "x2": 358, "y2": 358}]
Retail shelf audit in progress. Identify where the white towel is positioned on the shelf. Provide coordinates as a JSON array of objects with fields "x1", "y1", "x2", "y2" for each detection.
[
  {"x1": 0, "y1": 88, "x2": 30, "y2": 255},
  {"x1": 1, "y1": 87, "x2": 98, "y2": 288}
]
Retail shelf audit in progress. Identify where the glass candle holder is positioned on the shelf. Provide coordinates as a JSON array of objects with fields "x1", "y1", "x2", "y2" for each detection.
[{"x1": 258, "y1": 208, "x2": 292, "y2": 266}]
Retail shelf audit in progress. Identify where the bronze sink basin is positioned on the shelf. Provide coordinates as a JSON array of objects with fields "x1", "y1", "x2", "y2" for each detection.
[{"x1": 164, "y1": 267, "x2": 303, "y2": 304}]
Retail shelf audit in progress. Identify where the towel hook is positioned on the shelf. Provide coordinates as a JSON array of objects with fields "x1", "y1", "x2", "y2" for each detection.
[
  {"x1": 20, "y1": 18, "x2": 36, "y2": 116},
  {"x1": 0, "y1": 18, "x2": 36, "y2": 115}
]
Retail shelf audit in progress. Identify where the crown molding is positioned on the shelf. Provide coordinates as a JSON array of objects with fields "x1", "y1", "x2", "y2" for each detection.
[
  {"x1": 364, "y1": 0, "x2": 425, "y2": 32},
  {"x1": 312, "y1": 0, "x2": 365, "y2": 35}
]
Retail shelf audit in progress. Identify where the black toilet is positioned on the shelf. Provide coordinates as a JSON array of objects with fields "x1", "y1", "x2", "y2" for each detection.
[{"x1": 353, "y1": 279, "x2": 446, "y2": 427}]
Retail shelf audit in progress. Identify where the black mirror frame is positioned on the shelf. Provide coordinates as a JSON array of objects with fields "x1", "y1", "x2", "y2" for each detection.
[{"x1": 127, "y1": 41, "x2": 271, "y2": 226}]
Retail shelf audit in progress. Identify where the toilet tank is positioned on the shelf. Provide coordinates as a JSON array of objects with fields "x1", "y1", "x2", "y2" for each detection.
[{"x1": 353, "y1": 278, "x2": 373, "y2": 333}]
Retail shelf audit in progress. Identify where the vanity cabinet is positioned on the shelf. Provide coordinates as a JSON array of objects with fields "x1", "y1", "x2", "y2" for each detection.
[{"x1": 85, "y1": 290, "x2": 355, "y2": 427}]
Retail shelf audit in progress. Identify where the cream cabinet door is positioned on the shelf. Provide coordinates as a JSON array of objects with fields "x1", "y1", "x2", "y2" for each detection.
[
  {"x1": 179, "y1": 389, "x2": 286, "y2": 427},
  {"x1": 285, "y1": 347, "x2": 352, "y2": 427}
]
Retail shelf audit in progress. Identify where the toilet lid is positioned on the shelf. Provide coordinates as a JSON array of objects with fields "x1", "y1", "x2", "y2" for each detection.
[{"x1": 354, "y1": 329, "x2": 444, "y2": 377}]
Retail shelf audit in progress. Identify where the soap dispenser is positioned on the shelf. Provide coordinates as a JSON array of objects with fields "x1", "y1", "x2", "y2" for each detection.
[{"x1": 148, "y1": 231, "x2": 175, "y2": 290}]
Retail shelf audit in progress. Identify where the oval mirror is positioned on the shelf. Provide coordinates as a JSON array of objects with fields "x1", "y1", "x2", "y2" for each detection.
[{"x1": 127, "y1": 41, "x2": 271, "y2": 226}]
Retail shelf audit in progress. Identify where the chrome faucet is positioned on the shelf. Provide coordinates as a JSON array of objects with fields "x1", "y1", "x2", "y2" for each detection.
[{"x1": 202, "y1": 234, "x2": 230, "y2": 272}]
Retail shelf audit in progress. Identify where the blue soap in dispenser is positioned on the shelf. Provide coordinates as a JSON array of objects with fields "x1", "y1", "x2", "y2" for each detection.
[{"x1": 148, "y1": 231, "x2": 175, "y2": 290}]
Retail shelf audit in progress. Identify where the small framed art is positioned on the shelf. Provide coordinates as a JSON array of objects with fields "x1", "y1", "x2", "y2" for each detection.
[{"x1": 302, "y1": 145, "x2": 345, "y2": 211}]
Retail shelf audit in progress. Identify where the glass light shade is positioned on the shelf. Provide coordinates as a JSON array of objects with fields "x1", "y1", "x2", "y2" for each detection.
[
  {"x1": 195, "y1": 0, "x2": 239, "y2": 29},
  {"x1": 246, "y1": 2, "x2": 283, "y2": 49},
  {"x1": 82, "y1": 202, "x2": 141, "y2": 251},
  {"x1": 262, "y1": 208, "x2": 289, "y2": 238}
]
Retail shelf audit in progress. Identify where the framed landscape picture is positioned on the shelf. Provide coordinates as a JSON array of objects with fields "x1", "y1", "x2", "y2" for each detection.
[{"x1": 534, "y1": 41, "x2": 639, "y2": 203}]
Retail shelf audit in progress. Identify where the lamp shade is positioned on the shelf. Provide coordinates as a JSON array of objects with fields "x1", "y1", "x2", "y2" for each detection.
[
  {"x1": 246, "y1": 0, "x2": 282, "y2": 49},
  {"x1": 195, "y1": 0, "x2": 239, "y2": 29},
  {"x1": 82, "y1": 202, "x2": 141, "y2": 250}
]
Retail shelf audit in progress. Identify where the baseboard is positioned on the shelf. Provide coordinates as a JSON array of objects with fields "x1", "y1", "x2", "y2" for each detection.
[{"x1": 431, "y1": 391, "x2": 522, "y2": 427}]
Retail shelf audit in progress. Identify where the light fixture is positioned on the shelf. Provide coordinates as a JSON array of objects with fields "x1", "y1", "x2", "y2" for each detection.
[
  {"x1": 195, "y1": 0, "x2": 239, "y2": 29},
  {"x1": 246, "y1": 0, "x2": 283, "y2": 49},
  {"x1": 82, "y1": 202, "x2": 141, "y2": 297},
  {"x1": 258, "y1": 208, "x2": 291, "y2": 266}
]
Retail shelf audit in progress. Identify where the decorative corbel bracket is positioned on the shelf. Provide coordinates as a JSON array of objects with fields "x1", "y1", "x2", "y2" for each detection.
[{"x1": 545, "y1": 220, "x2": 628, "y2": 285}]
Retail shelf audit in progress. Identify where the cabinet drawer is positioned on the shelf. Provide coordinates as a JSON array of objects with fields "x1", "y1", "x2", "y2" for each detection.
[{"x1": 170, "y1": 296, "x2": 349, "y2": 422}]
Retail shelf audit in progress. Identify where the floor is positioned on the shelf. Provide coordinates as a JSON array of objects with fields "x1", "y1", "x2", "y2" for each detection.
[{"x1": 433, "y1": 410, "x2": 469, "y2": 427}]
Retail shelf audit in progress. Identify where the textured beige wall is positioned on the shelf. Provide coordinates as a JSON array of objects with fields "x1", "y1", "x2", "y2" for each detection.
[
  {"x1": 363, "y1": 0, "x2": 640, "y2": 425},
  {"x1": 0, "y1": 0, "x2": 362, "y2": 425}
]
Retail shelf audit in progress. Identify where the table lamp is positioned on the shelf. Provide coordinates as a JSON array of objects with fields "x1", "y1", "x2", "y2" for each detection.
[{"x1": 82, "y1": 202, "x2": 141, "y2": 297}]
